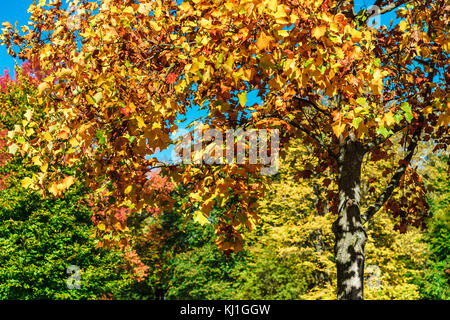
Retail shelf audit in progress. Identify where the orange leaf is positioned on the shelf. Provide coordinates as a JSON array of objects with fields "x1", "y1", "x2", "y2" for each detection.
[
  {"x1": 332, "y1": 121, "x2": 346, "y2": 138},
  {"x1": 256, "y1": 32, "x2": 273, "y2": 51}
]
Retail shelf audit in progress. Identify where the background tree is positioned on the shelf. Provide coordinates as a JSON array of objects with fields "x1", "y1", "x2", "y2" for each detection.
[{"x1": 0, "y1": 67, "x2": 136, "y2": 299}]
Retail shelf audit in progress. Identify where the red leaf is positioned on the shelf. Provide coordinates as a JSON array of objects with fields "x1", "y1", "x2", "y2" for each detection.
[
  {"x1": 120, "y1": 107, "x2": 130, "y2": 117},
  {"x1": 166, "y1": 73, "x2": 178, "y2": 84}
]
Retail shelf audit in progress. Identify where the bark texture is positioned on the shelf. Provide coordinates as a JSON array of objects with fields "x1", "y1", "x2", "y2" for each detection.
[{"x1": 332, "y1": 137, "x2": 367, "y2": 300}]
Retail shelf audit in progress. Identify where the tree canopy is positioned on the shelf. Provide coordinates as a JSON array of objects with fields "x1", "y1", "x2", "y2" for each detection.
[{"x1": 0, "y1": 0, "x2": 448, "y2": 299}]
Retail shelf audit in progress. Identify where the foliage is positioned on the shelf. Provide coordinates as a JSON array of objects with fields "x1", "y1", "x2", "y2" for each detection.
[
  {"x1": 1, "y1": 0, "x2": 447, "y2": 251},
  {"x1": 0, "y1": 183, "x2": 135, "y2": 299},
  {"x1": 0, "y1": 68, "x2": 135, "y2": 299},
  {"x1": 413, "y1": 153, "x2": 450, "y2": 300},
  {"x1": 119, "y1": 187, "x2": 248, "y2": 300},
  {"x1": 0, "y1": 0, "x2": 448, "y2": 299}
]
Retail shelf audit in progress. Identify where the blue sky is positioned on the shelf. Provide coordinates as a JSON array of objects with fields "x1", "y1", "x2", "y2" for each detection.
[{"x1": 0, "y1": 0, "x2": 32, "y2": 75}]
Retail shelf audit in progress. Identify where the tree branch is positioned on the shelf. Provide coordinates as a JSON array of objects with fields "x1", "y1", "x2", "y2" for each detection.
[
  {"x1": 378, "y1": 0, "x2": 408, "y2": 16},
  {"x1": 361, "y1": 119, "x2": 423, "y2": 224},
  {"x1": 354, "y1": 0, "x2": 408, "y2": 22},
  {"x1": 363, "y1": 122, "x2": 410, "y2": 153}
]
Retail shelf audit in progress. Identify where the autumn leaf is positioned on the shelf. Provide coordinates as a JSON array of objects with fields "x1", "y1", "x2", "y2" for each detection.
[
  {"x1": 238, "y1": 91, "x2": 247, "y2": 107},
  {"x1": 256, "y1": 32, "x2": 273, "y2": 51},
  {"x1": 193, "y1": 210, "x2": 209, "y2": 225},
  {"x1": 37, "y1": 82, "x2": 50, "y2": 95},
  {"x1": 312, "y1": 25, "x2": 327, "y2": 39},
  {"x1": 383, "y1": 112, "x2": 395, "y2": 127},
  {"x1": 332, "y1": 121, "x2": 346, "y2": 138},
  {"x1": 166, "y1": 73, "x2": 178, "y2": 84}
]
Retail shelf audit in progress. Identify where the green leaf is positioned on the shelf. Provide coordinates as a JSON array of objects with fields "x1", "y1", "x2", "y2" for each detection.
[
  {"x1": 318, "y1": 65, "x2": 326, "y2": 74},
  {"x1": 394, "y1": 113, "x2": 403, "y2": 124},
  {"x1": 303, "y1": 59, "x2": 313, "y2": 68},
  {"x1": 352, "y1": 117, "x2": 362, "y2": 129},
  {"x1": 96, "y1": 130, "x2": 106, "y2": 144},
  {"x1": 401, "y1": 102, "x2": 413, "y2": 123},
  {"x1": 404, "y1": 112, "x2": 413, "y2": 123},
  {"x1": 400, "y1": 102, "x2": 411, "y2": 114},
  {"x1": 377, "y1": 126, "x2": 393, "y2": 138},
  {"x1": 356, "y1": 97, "x2": 368, "y2": 107},
  {"x1": 374, "y1": 58, "x2": 381, "y2": 67}
]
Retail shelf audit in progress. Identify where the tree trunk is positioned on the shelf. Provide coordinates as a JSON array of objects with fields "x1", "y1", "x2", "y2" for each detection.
[{"x1": 332, "y1": 137, "x2": 367, "y2": 300}]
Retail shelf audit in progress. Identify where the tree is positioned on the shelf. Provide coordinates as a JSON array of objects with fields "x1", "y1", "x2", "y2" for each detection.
[
  {"x1": 0, "y1": 67, "x2": 136, "y2": 299},
  {"x1": 414, "y1": 153, "x2": 449, "y2": 299},
  {"x1": 236, "y1": 139, "x2": 428, "y2": 300},
  {"x1": 1, "y1": 0, "x2": 448, "y2": 299}
]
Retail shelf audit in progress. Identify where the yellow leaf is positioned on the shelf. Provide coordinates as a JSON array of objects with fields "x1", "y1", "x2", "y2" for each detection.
[
  {"x1": 265, "y1": 0, "x2": 278, "y2": 12},
  {"x1": 179, "y1": 1, "x2": 192, "y2": 12},
  {"x1": 349, "y1": 28, "x2": 362, "y2": 41},
  {"x1": 86, "y1": 94, "x2": 95, "y2": 105},
  {"x1": 21, "y1": 177, "x2": 34, "y2": 189},
  {"x1": 256, "y1": 32, "x2": 273, "y2": 51},
  {"x1": 124, "y1": 185, "x2": 133, "y2": 194},
  {"x1": 43, "y1": 132, "x2": 53, "y2": 141},
  {"x1": 32, "y1": 156, "x2": 43, "y2": 166},
  {"x1": 56, "y1": 68, "x2": 73, "y2": 79},
  {"x1": 93, "y1": 91, "x2": 103, "y2": 104},
  {"x1": 128, "y1": 102, "x2": 137, "y2": 113},
  {"x1": 40, "y1": 162, "x2": 48, "y2": 173},
  {"x1": 238, "y1": 91, "x2": 247, "y2": 107},
  {"x1": 137, "y1": 3, "x2": 152, "y2": 15},
  {"x1": 69, "y1": 137, "x2": 79, "y2": 147},
  {"x1": 193, "y1": 211, "x2": 209, "y2": 225},
  {"x1": 152, "y1": 122, "x2": 162, "y2": 130},
  {"x1": 149, "y1": 21, "x2": 161, "y2": 32},
  {"x1": 97, "y1": 223, "x2": 106, "y2": 231},
  {"x1": 383, "y1": 112, "x2": 395, "y2": 127},
  {"x1": 312, "y1": 25, "x2": 327, "y2": 39},
  {"x1": 37, "y1": 82, "x2": 50, "y2": 95},
  {"x1": 48, "y1": 183, "x2": 59, "y2": 197},
  {"x1": 136, "y1": 116, "x2": 145, "y2": 129},
  {"x1": 60, "y1": 176, "x2": 74, "y2": 191},
  {"x1": 123, "y1": 6, "x2": 134, "y2": 14},
  {"x1": 437, "y1": 112, "x2": 450, "y2": 127},
  {"x1": 8, "y1": 144, "x2": 18, "y2": 155},
  {"x1": 24, "y1": 109, "x2": 33, "y2": 121},
  {"x1": 399, "y1": 20, "x2": 408, "y2": 32},
  {"x1": 423, "y1": 106, "x2": 433, "y2": 115},
  {"x1": 332, "y1": 121, "x2": 346, "y2": 138},
  {"x1": 277, "y1": 29, "x2": 289, "y2": 37}
]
